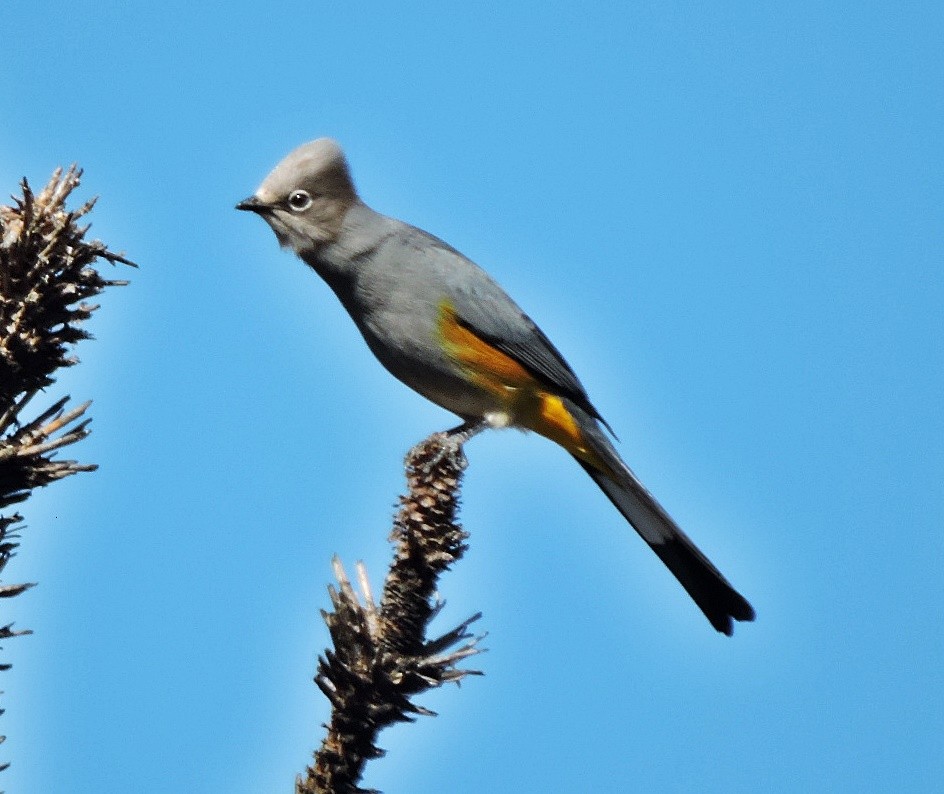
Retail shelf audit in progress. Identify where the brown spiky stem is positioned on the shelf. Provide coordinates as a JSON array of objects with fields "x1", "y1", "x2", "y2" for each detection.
[
  {"x1": 0, "y1": 166, "x2": 132, "y2": 768},
  {"x1": 298, "y1": 432, "x2": 485, "y2": 794}
]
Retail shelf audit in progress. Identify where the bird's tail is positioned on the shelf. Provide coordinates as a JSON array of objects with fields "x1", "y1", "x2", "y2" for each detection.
[{"x1": 565, "y1": 401, "x2": 755, "y2": 635}]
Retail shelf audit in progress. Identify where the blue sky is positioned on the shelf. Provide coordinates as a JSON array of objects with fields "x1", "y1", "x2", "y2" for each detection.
[{"x1": 1, "y1": 2, "x2": 942, "y2": 791}]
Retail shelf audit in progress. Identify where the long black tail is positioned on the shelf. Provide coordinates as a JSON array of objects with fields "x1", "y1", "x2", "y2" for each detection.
[{"x1": 570, "y1": 412, "x2": 755, "y2": 635}]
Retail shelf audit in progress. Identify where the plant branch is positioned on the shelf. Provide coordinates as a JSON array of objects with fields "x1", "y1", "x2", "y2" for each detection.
[
  {"x1": 297, "y1": 432, "x2": 485, "y2": 794},
  {"x1": 0, "y1": 165, "x2": 132, "y2": 768}
]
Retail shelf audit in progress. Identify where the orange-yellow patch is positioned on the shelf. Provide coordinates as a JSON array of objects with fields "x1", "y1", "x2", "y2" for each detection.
[
  {"x1": 438, "y1": 300, "x2": 535, "y2": 390},
  {"x1": 438, "y1": 300, "x2": 608, "y2": 470},
  {"x1": 533, "y1": 393, "x2": 583, "y2": 453}
]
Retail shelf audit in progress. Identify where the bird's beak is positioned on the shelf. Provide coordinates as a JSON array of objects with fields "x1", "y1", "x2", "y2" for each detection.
[{"x1": 235, "y1": 195, "x2": 270, "y2": 214}]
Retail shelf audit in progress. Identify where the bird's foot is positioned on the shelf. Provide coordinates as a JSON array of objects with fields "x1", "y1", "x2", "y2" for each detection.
[
  {"x1": 406, "y1": 419, "x2": 488, "y2": 475},
  {"x1": 443, "y1": 418, "x2": 490, "y2": 445}
]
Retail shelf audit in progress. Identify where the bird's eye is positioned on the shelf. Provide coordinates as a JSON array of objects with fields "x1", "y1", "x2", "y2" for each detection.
[{"x1": 287, "y1": 190, "x2": 313, "y2": 211}]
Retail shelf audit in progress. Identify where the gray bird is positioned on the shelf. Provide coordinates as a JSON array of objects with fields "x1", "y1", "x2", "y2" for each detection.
[{"x1": 237, "y1": 138, "x2": 755, "y2": 635}]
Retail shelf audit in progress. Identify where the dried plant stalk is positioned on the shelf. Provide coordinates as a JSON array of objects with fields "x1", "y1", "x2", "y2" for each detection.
[
  {"x1": 0, "y1": 166, "x2": 131, "y2": 767},
  {"x1": 298, "y1": 432, "x2": 484, "y2": 794}
]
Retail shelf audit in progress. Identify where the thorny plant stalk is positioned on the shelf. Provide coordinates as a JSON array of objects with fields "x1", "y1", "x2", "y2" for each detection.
[
  {"x1": 297, "y1": 432, "x2": 484, "y2": 794},
  {"x1": 0, "y1": 166, "x2": 131, "y2": 768}
]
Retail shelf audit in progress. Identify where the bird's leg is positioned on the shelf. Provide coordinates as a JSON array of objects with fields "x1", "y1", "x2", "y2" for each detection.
[
  {"x1": 443, "y1": 418, "x2": 490, "y2": 444},
  {"x1": 408, "y1": 419, "x2": 490, "y2": 475}
]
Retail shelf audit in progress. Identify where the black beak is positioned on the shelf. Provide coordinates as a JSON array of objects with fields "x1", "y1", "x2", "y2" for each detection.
[{"x1": 235, "y1": 195, "x2": 270, "y2": 214}]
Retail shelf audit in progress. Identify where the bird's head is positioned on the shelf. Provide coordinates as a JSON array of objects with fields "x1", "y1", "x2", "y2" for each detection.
[{"x1": 236, "y1": 137, "x2": 359, "y2": 254}]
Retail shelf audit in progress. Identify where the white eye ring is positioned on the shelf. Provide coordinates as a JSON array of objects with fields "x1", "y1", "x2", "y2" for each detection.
[{"x1": 287, "y1": 190, "x2": 313, "y2": 212}]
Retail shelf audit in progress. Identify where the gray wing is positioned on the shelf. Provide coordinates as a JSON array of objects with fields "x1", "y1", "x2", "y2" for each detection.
[{"x1": 413, "y1": 228, "x2": 614, "y2": 433}]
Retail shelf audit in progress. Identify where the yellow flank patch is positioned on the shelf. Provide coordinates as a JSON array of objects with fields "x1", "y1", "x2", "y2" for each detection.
[
  {"x1": 437, "y1": 300, "x2": 535, "y2": 392},
  {"x1": 535, "y1": 393, "x2": 585, "y2": 452},
  {"x1": 437, "y1": 300, "x2": 609, "y2": 472}
]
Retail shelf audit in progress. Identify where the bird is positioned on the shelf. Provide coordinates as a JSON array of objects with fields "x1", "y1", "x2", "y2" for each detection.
[{"x1": 237, "y1": 138, "x2": 755, "y2": 635}]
